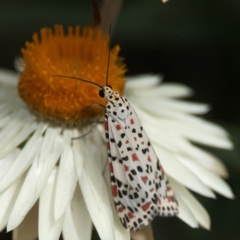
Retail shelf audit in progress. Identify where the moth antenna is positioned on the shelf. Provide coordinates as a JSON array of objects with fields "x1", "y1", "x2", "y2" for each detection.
[
  {"x1": 106, "y1": 23, "x2": 112, "y2": 86},
  {"x1": 53, "y1": 75, "x2": 102, "y2": 89}
]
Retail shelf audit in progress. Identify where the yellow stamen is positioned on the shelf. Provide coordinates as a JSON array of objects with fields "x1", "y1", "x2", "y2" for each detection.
[{"x1": 18, "y1": 25, "x2": 126, "y2": 122}]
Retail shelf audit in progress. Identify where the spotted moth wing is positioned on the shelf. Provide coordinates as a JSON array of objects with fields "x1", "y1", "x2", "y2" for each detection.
[{"x1": 104, "y1": 98, "x2": 178, "y2": 231}]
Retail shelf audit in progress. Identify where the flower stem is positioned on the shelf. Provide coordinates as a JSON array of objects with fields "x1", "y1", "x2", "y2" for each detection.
[{"x1": 99, "y1": 0, "x2": 123, "y2": 34}]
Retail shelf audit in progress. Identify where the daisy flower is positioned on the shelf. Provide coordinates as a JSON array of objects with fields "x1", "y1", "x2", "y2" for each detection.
[{"x1": 0, "y1": 25, "x2": 234, "y2": 240}]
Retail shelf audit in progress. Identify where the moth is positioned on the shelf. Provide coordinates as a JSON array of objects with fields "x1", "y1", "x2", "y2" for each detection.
[
  {"x1": 97, "y1": 83, "x2": 178, "y2": 231},
  {"x1": 74, "y1": 2, "x2": 178, "y2": 231},
  {"x1": 55, "y1": 74, "x2": 178, "y2": 231}
]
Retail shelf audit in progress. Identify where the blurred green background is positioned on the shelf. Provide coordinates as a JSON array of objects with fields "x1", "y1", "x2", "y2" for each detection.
[{"x1": 0, "y1": 0, "x2": 239, "y2": 239}]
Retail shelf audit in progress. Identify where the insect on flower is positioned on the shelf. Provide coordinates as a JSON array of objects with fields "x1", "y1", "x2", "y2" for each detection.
[
  {"x1": 54, "y1": 71, "x2": 179, "y2": 231},
  {"x1": 54, "y1": 24, "x2": 178, "y2": 230}
]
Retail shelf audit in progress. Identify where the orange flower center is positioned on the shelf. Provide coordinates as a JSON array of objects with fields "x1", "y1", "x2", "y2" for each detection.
[{"x1": 18, "y1": 25, "x2": 126, "y2": 123}]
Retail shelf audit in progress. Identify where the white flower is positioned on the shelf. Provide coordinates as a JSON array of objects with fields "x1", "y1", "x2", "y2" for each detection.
[
  {"x1": 0, "y1": 25, "x2": 234, "y2": 240},
  {"x1": 0, "y1": 66, "x2": 129, "y2": 240},
  {"x1": 125, "y1": 74, "x2": 234, "y2": 229}
]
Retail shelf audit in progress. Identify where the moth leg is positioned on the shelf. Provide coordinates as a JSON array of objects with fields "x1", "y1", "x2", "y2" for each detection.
[
  {"x1": 93, "y1": 102, "x2": 105, "y2": 109},
  {"x1": 84, "y1": 102, "x2": 105, "y2": 112},
  {"x1": 72, "y1": 121, "x2": 104, "y2": 140},
  {"x1": 72, "y1": 127, "x2": 92, "y2": 140}
]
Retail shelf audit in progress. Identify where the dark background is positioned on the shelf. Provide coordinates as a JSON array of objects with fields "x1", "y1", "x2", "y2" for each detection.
[{"x1": 0, "y1": 0, "x2": 239, "y2": 239}]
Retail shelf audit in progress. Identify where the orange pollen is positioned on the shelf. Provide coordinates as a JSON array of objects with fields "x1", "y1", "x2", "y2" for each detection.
[{"x1": 18, "y1": 25, "x2": 126, "y2": 122}]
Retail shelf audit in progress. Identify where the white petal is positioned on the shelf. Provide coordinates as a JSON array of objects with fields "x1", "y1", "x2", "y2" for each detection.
[
  {"x1": 54, "y1": 130, "x2": 78, "y2": 221},
  {"x1": 0, "y1": 175, "x2": 25, "y2": 231},
  {"x1": 0, "y1": 120, "x2": 38, "y2": 158},
  {"x1": 126, "y1": 82, "x2": 193, "y2": 99},
  {"x1": 153, "y1": 146, "x2": 216, "y2": 198},
  {"x1": 0, "y1": 124, "x2": 45, "y2": 193},
  {"x1": 36, "y1": 127, "x2": 63, "y2": 191},
  {"x1": 0, "y1": 149, "x2": 20, "y2": 181},
  {"x1": 79, "y1": 131, "x2": 115, "y2": 240},
  {"x1": 0, "y1": 110, "x2": 28, "y2": 155},
  {"x1": 62, "y1": 185, "x2": 92, "y2": 240},
  {"x1": 175, "y1": 192, "x2": 198, "y2": 228},
  {"x1": 177, "y1": 156, "x2": 234, "y2": 199},
  {"x1": 142, "y1": 120, "x2": 183, "y2": 154},
  {"x1": 72, "y1": 129, "x2": 87, "y2": 179},
  {"x1": 12, "y1": 202, "x2": 38, "y2": 240},
  {"x1": 170, "y1": 178, "x2": 210, "y2": 230},
  {"x1": 133, "y1": 100, "x2": 230, "y2": 137},
  {"x1": 39, "y1": 168, "x2": 64, "y2": 240},
  {"x1": 125, "y1": 74, "x2": 162, "y2": 90},
  {"x1": 80, "y1": 172, "x2": 114, "y2": 240},
  {"x1": 181, "y1": 142, "x2": 228, "y2": 178},
  {"x1": 0, "y1": 68, "x2": 19, "y2": 87},
  {"x1": 136, "y1": 98, "x2": 210, "y2": 114},
  {"x1": 0, "y1": 110, "x2": 14, "y2": 129},
  {"x1": 147, "y1": 125, "x2": 228, "y2": 178},
  {"x1": 7, "y1": 155, "x2": 43, "y2": 231},
  {"x1": 0, "y1": 102, "x2": 16, "y2": 122},
  {"x1": 73, "y1": 134, "x2": 84, "y2": 177},
  {"x1": 154, "y1": 82, "x2": 194, "y2": 98},
  {"x1": 133, "y1": 103, "x2": 232, "y2": 149}
]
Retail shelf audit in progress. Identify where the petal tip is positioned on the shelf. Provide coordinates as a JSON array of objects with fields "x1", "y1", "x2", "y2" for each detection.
[
  {"x1": 6, "y1": 224, "x2": 14, "y2": 233},
  {"x1": 200, "y1": 222, "x2": 211, "y2": 231}
]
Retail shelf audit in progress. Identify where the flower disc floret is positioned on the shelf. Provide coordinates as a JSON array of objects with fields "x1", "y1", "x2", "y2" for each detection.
[{"x1": 18, "y1": 25, "x2": 126, "y2": 122}]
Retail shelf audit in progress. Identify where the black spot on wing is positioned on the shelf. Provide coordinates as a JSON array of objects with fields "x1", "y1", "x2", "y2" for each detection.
[
  {"x1": 137, "y1": 166, "x2": 143, "y2": 172},
  {"x1": 121, "y1": 133, "x2": 125, "y2": 138},
  {"x1": 130, "y1": 169, "x2": 137, "y2": 175},
  {"x1": 142, "y1": 148, "x2": 149, "y2": 154},
  {"x1": 138, "y1": 133, "x2": 143, "y2": 138},
  {"x1": 117, "y1": 141, "x2": 122, "y2": 148}
]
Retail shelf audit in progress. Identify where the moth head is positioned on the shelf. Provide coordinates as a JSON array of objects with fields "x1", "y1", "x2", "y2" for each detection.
[
  {"x1": 99, "y1": 86, "x2": 113, "y2": 98},
  {"x1": 99, "y1": 88, "x2": 105, "y2": 98}
]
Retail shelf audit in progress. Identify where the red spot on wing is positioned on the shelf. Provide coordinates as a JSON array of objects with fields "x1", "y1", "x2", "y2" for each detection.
[
  {"x1": 129, "y1": 185, "x2": 133, "y2": 190},
  {"x1": 130, "y1": 119, "x2": 134, "y2": 124},
  {"x1": 141, "y1": 176, "x2": 148, "y2": 184},
  {"x1": 147, "y1": 155, "x2": 151, "y2": 162},
  {"x1": 124, "y1": 165, "x2": 129, "y2": 171},
  {"x1": 112, "y1": 185, "x2": 118, "y2": 197},
  {"x1": 125, "y1": 140, "x2": 129, "y2": 144},
  {"x1": 116, "y1": 124, "x2": 121, "y2": 130},
  {"x1": 104, "y1": 121, "x2": 108, "y2": 131},
  {"x1": 131, "y1": 153, "x2": 138, "y2": 161},
  {"x1": 107, "y1": 142, "x2": 110, "y2": 150},
  {"x1": 118, "y1": 207, "x2": 125, "y2": 213},
  {"x1": 128, "y1": 212, "x2": 135, "y2": 219},
  {"x1": 167, "y1": 186, "x2": 171, "y2": 191},
  {"x1": 109, "y1": 162, "x2": 113, "y2": 173},
  {"x1": 167, "y1": 196, "x2": 172, "y2": 202},
  {"x1": 134, "y1": 137, "x2": 137, "y2": 141},
  {"x1": 142, "y1": 202, "x2": 151, "y2": 211}
]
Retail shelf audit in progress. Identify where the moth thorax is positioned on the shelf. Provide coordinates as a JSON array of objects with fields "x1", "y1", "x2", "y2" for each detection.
[{"x1": 104, "y1": 89, "x2": 114, "y2": 98}]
